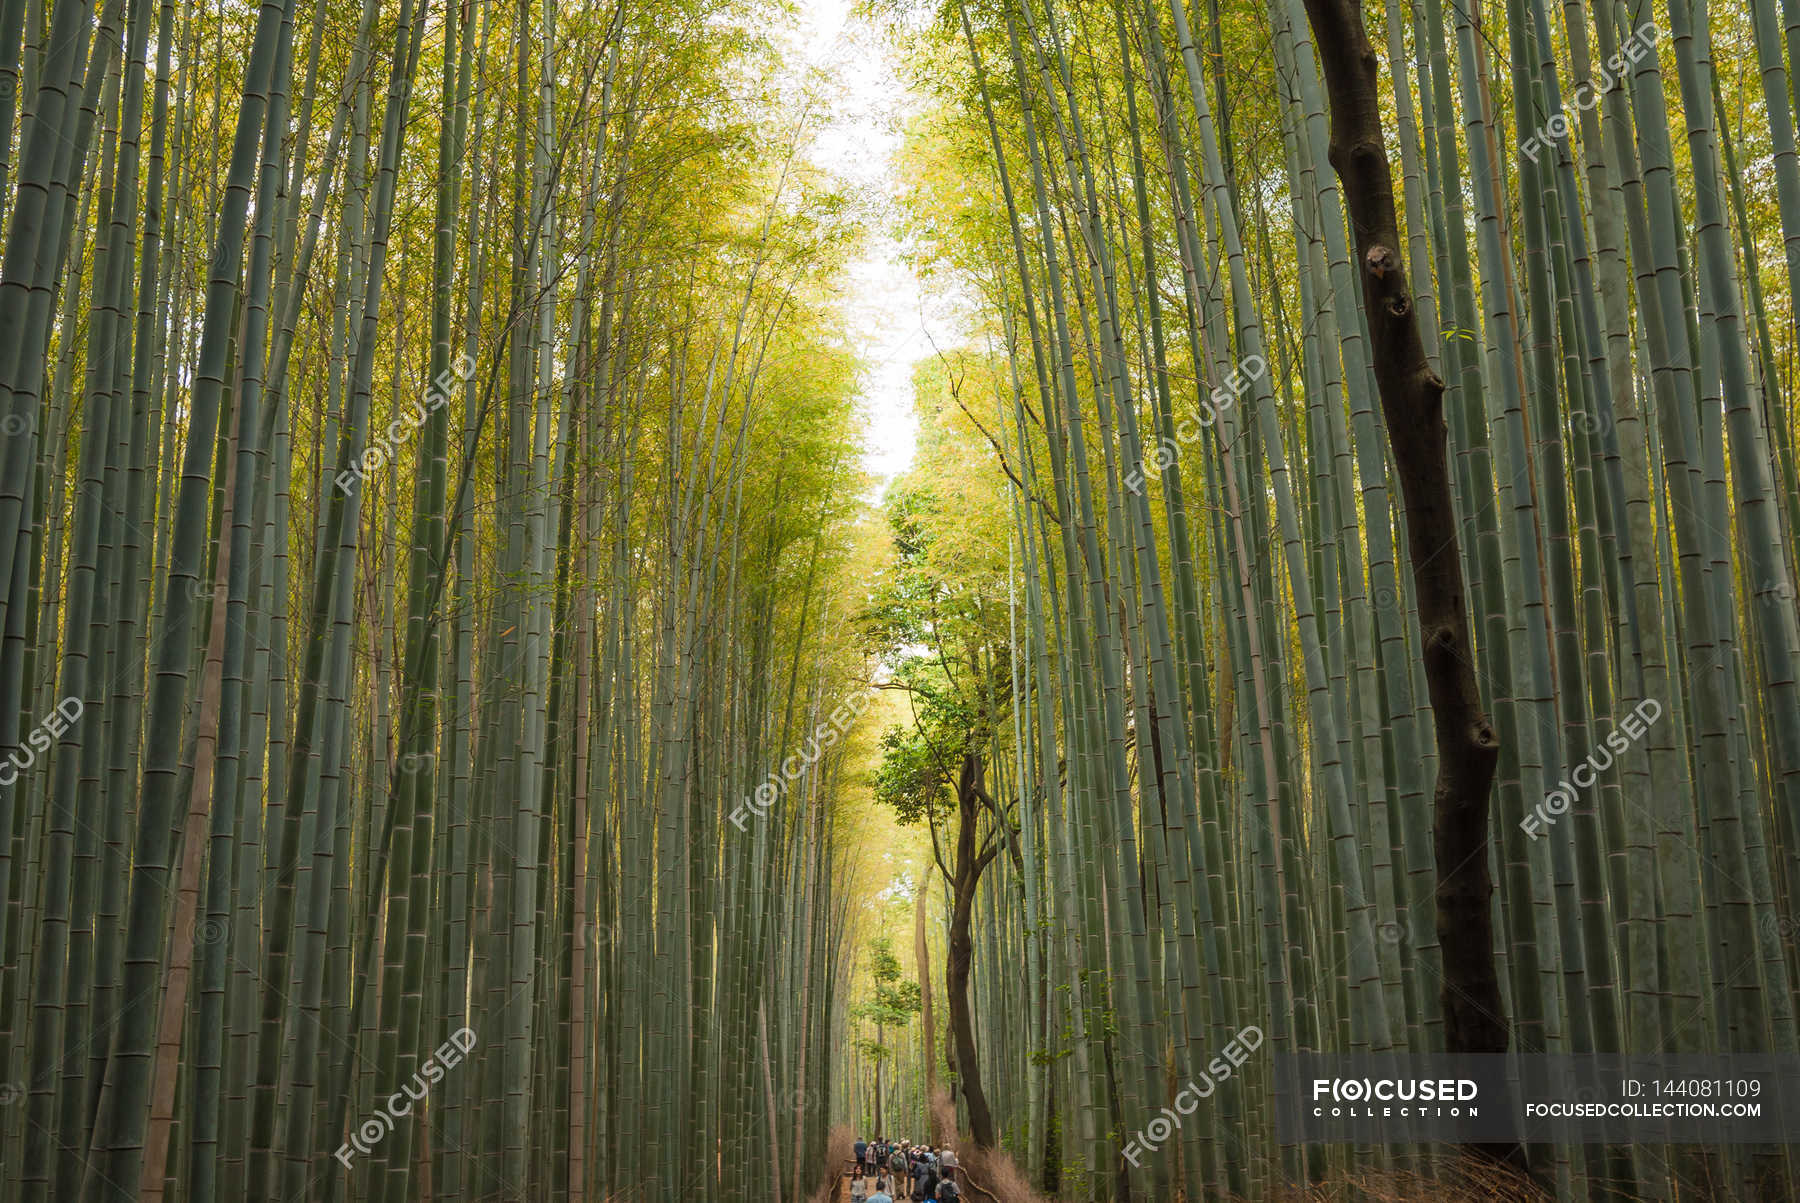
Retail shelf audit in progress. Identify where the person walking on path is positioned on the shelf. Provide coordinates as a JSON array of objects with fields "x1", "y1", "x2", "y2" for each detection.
[
  {"x1": 867, "y1": 1179, "x2": 894, "y2": 1203},
  {"x1": 915, "y1": 1152, "x2": 939, "y2": 1201},
  {"x1": 888, "y1": 1144, "x2": 910, "y2": 1199},
  {"x1": 929, "y1": 1149, "x2": 960, "y2": 1201}
]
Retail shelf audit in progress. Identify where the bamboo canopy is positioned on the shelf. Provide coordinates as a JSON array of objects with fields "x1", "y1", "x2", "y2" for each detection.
[{"x1": 0, "y1": 0, "x2": 1797, "y2": 1198}]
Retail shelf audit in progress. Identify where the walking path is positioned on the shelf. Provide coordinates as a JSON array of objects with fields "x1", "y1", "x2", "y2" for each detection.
[{"x1": 838, "y1": 1167, "x2": 917, "y2": 1202}]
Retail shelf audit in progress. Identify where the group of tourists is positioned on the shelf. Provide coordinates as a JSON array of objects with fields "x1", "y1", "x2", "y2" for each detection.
[{"x1": 847, "y1": 1136, "x2": 961, "y2": 1202}]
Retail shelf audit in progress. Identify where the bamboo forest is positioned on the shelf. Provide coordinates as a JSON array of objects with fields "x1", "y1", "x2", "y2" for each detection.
[{"x1": 4, "y1": 0, "x2": 1800, "y2": 1195}]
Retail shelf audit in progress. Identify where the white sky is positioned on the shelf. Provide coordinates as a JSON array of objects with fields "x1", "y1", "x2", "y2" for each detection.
[{"x1": 793, "y1": 0, "x2": 964, "y2": 494}]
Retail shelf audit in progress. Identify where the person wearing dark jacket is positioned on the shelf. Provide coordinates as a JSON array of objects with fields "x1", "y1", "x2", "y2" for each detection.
[{"x1": 915, "y1": 1154, "x2": 939, "y2": 1201}]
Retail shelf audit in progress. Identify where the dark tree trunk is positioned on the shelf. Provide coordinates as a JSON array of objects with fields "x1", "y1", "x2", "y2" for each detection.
[
  {"x1": 1293, "y1": 0, "x2": 1524, "y2": 1172},
  {"x1": 946, "y1": 752, "x2": 997, "y2": 1149}
]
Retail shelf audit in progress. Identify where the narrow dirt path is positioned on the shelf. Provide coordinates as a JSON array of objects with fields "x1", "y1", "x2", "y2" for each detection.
[{"x1": 838, "y1": 1168, "x2": 910, "y2": 1203}]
